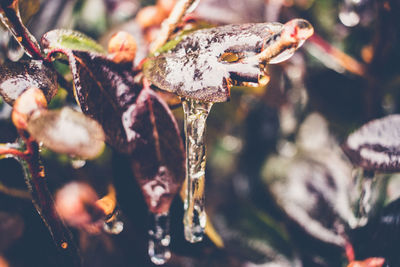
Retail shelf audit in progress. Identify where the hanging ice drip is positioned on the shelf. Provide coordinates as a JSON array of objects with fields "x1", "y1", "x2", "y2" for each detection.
[
  {"x1": 182, "y1": 99, "x2": 213, "y2": 242},
  {"x1": 143, "y1": 18, "x2": 314, "y2": 244},
  {"x1": 148, "y1": 212, "x2": 171, "y2": 265}
]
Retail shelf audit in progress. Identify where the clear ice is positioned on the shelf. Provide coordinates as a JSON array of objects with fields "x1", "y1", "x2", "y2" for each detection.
[
  {"x1": 148, "y1": 212, "x2": 171, "y2": 265},
  {"x1": 182, "y1": 99, "x2": 213, "y2": 243}
]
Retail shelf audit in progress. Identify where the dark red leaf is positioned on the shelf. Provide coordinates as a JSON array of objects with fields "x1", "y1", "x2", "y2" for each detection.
[
  {"x1": 0, "y1": 60, "x2": 58, "y2": 105},
  {"x1": 343, "y1": 114, "x2": 400, "y2": 172},
  {"x1": 0, "y1": 0, "x2": 43, "y2": 59},
  {"x1": 44, "y1": 48, "x2": 185, "y2": 213},
  {"x1": 59, "y1": 50, "x2": 142, "y2": 153},
  {"x1": 128, "y1": 86, "x2": 185, "y2": 213}
]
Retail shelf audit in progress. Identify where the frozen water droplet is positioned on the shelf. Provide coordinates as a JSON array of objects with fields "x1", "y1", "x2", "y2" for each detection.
[
  {"x1": 339, "y1": 5, "x2": 360, "y2": 27},
  {"x1": 103, "y1": 210, "x2": 124, "y2": 234},
  {"x1": 182, "y1": 99, "x2": 213, "y2": 243},
  {"x1": 148, "y1": 212, "x2": 171, "y2": 265},
  {"x1": 71, "y1": 158, "x2": 86, "y2": 169}
]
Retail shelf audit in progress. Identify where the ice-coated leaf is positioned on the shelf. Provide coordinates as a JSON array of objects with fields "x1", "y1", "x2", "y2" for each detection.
[
  {"x1": 27, "y1": 107, "x2": 105, "y2": 159},
  {"x1": 143, "y1": 22, "x2": 283, "y2": 102},
  {"x1": 0, "y1": 0, "x2": 43, "y2": 59},
  {"x1": 343, "y1": 115, "x2": 400, "y2": 172},
  {"x1": 128, "y1": 86, "x2": 185, "y2": 214},
  {"x1": 262, "y1": 152, "x2": 354, "y2": 247},
  {"x1": 0, "y1": 60, "x2": 57, "y2": 105},
  {"x1": 263, "y1": 115, "x2": 354, "y2": 247},
  {"x1": 41, "y1": 29, "x2": 106, "y2": 55},
  {"x1": 51, "y1": 50, "x2": 142, "y2": 153},
  {"x1": 44, "y1": 48, "x2": 185, "y2": 213}
]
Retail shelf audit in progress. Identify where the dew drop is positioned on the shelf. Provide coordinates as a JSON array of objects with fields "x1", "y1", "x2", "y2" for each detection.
[
  {"x1": 339, "y1": 4, "x2": 360, "y2": 27},
  {"x1": 103, "y1": 210, "x2": 124, "y2": 234}
]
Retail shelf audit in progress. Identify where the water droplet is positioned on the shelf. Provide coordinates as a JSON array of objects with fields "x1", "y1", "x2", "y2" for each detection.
[
  {"x1": 71, "y1": 158, "x2": 86, "y2": 169},
  {"x1": 103, "y1": 210, "x2": 124, "y2": 234},
  {"x1": 148, "y1": 212, "x2": 171, "y2": 265},
  {"x1": 182, "y1": 99, "x2": 213, "y2": 243},
  {"x1": 339, "y1": 4, "x2": 360, "y2": 27}
]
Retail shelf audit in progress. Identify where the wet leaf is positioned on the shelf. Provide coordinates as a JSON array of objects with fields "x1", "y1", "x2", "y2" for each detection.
[
  {"x1": 27, "y1": 107, "x2": 105, "y2": 159},
  {"x1": 18, "y1": 0, "x2": 40, "y2": 24},
  {"x1": 48, "y1": 49, "x2": 142, "y2": 153},
  {"x1": 343, "y1": 115, "x2": 400, "y2": 172},
  {"x1": 0, "y1": 0, "x2": 43, "y2": 59},
  {"x1": 128, "y1": 86, "x2": 185, "y2": 214},
  {"x1": 43, "y1": 48, "x2": 185, "y2": 213},
  {"x1": 41, "y1": 29, "x2": 106, "y2": 55},
  {"x1": 262, "y1": 114, "x2": 354, "y2": 246},
  {"x1": 212, "y1": 202, "x2": 300, "y2": 266},
  {"x1": 0, "y1": 60, "x2": 58, "y2": 105},
  {"x1": 144, "y1": 22, "x2": 283, "y2": 102}
]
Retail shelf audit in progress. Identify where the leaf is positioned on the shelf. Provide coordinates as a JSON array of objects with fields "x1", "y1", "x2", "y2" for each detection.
[
  {"x1": 42, "y1": 48, "x2": 185, "y2": 213},
  {"x1": 213, "y1": 202, "x2": 298, "y2": 265},
  {"x1": 49, "y1": 50, "x2": 142, "y2": 153},
  {"x1": 343, "y1": 115, "x2": 400, "y2": 172},
  {"x1": 41, "y1": 29, "x2": 106, "y2": 55},
  {"x1": 0, "y1": 60, "x2": 58, "y2": 105},
  {"x1": 128, "y1": 86, "x2": 185, "y2": 213},
  {"x1": 18, "y1": 0, "x2": 40, "y2": 24},
  {"x1": 0, "y1": 0, "x2": 43, "y2": 59},
  {"x1": 144, "y1": 22, "x2": 283, "y2": 102},
  {"x1": 27, "y1": 107, "x2": 105, "y2": 159},
  {"x1": 262, "y1": 150, "x2": 354, "y2": 246}
]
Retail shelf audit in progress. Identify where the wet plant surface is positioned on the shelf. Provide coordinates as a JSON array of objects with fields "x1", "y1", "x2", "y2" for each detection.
[{"x1": 0, "y1": 0, "x2": 400, "y2": 267}]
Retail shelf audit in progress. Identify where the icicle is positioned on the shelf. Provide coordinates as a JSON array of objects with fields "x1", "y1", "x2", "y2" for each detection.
[
  {"x1": 182, "y1": 99, "x2": 213, "y2": 243},
  {"x1": 148, "y1": 212, "x2": 171, "y2": 265},
  {"x1": 103, "y1": 210, "x2": 124, "y2": 234}
]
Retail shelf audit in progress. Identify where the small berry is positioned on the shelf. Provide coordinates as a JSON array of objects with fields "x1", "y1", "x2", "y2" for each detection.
[
  {"x1": 11, "y1": 87, "x2": 47, "y2": 130},
  {"x1": 108, "y1": 31, "x2": 137, "y2": 63}
]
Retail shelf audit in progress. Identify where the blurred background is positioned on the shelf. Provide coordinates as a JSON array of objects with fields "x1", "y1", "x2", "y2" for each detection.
[{"x1": 1, "y1": 0, "x2": 400, "y2": 266}]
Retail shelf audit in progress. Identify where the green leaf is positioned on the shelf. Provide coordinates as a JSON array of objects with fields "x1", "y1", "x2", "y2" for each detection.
[{"x1": 41, "y1": 29, "x2": 106, "y2": 55}]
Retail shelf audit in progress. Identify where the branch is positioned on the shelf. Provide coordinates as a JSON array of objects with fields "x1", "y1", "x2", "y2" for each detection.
[
  {"x1": 150, "y1": 0, "x2": 200, "y2": 53},
  {"x1": 306, "y1": 34, "x2": 365, "y2": 76}
]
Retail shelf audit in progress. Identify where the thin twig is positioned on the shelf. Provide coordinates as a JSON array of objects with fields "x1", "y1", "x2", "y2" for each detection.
[
  {"x1": 0, "y1": 182, "x2": 30, "y2": 199},
  {"x1": 150, "y1": 0, "x2": 199, "y2": 53},
  {"x1": 306, "y1": 34, "x2": 365, "y2": 76}
]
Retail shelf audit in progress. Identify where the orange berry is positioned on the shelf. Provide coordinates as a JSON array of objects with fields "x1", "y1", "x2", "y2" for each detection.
[
  {"x1": 136, "y1": 5, "x2": 166, "y2": 29},
  {"x1": 12, "y1": 87, "x2": 47, "y2": 130},
  {"x1": 157, "y1": 0, "x2": 176, "y2": 14},
  {"x1": 108, "y1": 31, "x2": 137, "y2": 63}
]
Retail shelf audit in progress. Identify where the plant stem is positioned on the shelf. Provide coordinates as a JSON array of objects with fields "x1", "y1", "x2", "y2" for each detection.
[
  {"x1": 150, "y1": 0, "x2": 200, "y2": 53},
  {"x1": 17, "y1": 134, "x2": 81, "y2": 266},
  {"x1": 0, "y1": 0, "x2": 43, "y2": 59}
]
